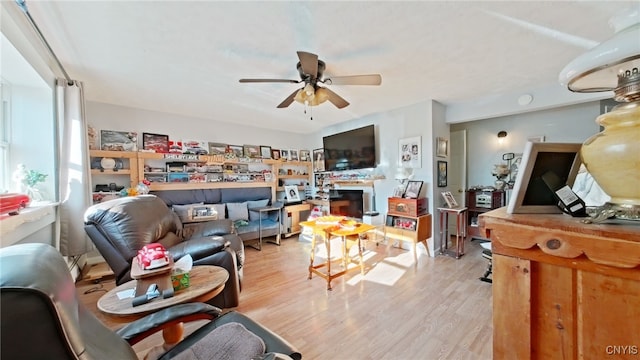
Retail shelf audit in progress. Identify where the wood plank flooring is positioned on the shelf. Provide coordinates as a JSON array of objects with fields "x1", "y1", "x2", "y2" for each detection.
[{"x1": 76, "y1": 236, "x2": 493, "y2": 359}]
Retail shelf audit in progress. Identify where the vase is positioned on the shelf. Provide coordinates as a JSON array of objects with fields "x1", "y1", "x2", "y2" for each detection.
[
  {"x1": 26, "y1": 186, "x2": 44, "y2": 202},
  {"x1": 494, "y1": 180, "x2": 505, "y2": 190},
  {"x1": 581, "y1": 100, "x2": 640, "y2": 220}
]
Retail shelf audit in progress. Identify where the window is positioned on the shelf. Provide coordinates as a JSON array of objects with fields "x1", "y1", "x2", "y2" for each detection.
[
  {"x1": 0, "y1": 81, "x2": 10, "y2": 192},
  {"x1": 1, "y1": 33, "x2": 56, "y2": 200}
]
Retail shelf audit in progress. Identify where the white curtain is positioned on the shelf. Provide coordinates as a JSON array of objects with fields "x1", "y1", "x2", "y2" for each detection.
[{"x1": 57, "y1": 79, "x2": 93, "y2": 256}]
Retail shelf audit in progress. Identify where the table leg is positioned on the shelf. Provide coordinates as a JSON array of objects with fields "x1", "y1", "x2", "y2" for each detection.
[
  {"x1": 308, "y1": 231, "x2": 317, "y2": 280},
  {"x1": 439, "y1": 210, "x2": 445, "y2": 255},
  {"x1": 325, "y1": 230, "x2": 332, "y2": 290},
  {"x1": 358, "y1": 235, "x2": 364, "y2": 275},
  {"x1": 162, "y1": 322, "x2": 184, "y2": 350}
]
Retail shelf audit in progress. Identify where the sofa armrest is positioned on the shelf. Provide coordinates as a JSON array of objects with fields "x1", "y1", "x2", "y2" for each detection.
[
  {"x1": 168, "y1": 237, "x2": 228, "y2": 261},
  {"x1": 116, "y1": 303, "x2": 221, "y2": 345},
  {"x1": 187, "y1": 219, "x2": 235, "y2": 238}
]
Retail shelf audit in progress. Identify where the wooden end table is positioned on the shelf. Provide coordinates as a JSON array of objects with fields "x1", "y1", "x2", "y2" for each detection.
[{"x1": 97, "y1": 265, "x2": 228, "y2": 351}]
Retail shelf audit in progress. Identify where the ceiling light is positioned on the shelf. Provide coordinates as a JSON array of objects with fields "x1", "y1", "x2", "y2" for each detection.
[
  {"x1": 497, "y1": 131, "x2": 507, "y2": 138},
  {"x1": 294, "y1": 86, "x2": 329, "y2": 106}
]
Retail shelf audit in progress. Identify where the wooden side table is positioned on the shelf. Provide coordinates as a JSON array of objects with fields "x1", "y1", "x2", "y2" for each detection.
[
  {"x1": 98, "y1": 266, "x2": 228, "y2": 350},
  {"x1": 437, "y1": 206, "x2": 468, "y2": 259}
]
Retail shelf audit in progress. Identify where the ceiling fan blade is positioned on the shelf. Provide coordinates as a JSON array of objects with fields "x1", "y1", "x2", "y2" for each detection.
[
  {"x1": 324, "y1": 74, "x2": 382, "y2": 86},
  {"x1": 239, "y1": 79, "x2": 300, "y2": 84},
  {"x1": 277, "y1": 88, "x2": 300, "y2": 108},
  {"x1": 322, "y1": 87, "x2": 350, "y2": 109},
  {"x1": 297, "y1": 51, "x2": 319, "y2": 80}
]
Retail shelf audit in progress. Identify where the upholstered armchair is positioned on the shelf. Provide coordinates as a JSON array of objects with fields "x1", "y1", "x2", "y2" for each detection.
[
  {"x1": 0, "y1": 243, "x2": 301, "y2": 360},
  {"x1": 84, "y1": 195, "x2": 244, "y2": 308}
]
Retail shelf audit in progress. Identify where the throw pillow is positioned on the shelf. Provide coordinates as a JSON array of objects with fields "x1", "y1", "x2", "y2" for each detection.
[
  {"x1": 172, "y1": 322, "x2": 265, "y2": 360},
  {"x1": 248, "y1": 199, "x2": 270, "y2": 221},
  {"x1": 227, "y1": 202, "x2": 248, "y2": 221},
  {"x1": 172, "y1": 203, "x2": 204, "y2": 223},
  {"x1": 208, "y1": 203, "x2": 227, "y2": 219}
]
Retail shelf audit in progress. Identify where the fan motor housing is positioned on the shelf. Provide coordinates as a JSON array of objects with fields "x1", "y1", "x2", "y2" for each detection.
[{"x1": 297, "y1": 60, "x2": 325, "y2": 81}]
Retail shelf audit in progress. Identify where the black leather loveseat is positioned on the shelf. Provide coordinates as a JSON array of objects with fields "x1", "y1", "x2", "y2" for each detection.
[{"x1": 84, "y1": 195, "x2": 242, "y2": 309}]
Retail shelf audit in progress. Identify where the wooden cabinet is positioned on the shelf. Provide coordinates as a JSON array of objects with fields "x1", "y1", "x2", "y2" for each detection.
[
  {"x1": 384, "y1": 213, "x2": 432, "y2": 256},
  {"x1": 466, "y1": 189, "x2": 504, "y2": 239},
  {"x1": 480, "y1": 208, "x2": 640, "y2": 360},
  {"x1": 282, "y1": 203, "x2": 312, "y2": 237},
  {"x1": 89, "y1": 150, "x2": 139, "y2": 203}
]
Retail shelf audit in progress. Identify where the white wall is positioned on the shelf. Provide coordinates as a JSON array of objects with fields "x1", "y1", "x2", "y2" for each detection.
[
  {"x1": 85, "y1": 101, "x2": 314, "y2": 150},
  {"x1": 451, "y1": 101, "x2": 601, "y2": 187}
]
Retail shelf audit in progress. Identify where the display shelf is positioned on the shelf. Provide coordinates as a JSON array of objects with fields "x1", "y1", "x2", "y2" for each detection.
[
  {"x1": 148, "y1": 181, "x2": 274, "y2": 191},
  {"x1": 466, "y1": 189, "x2": 504, "y2": 240},
  {"x1": 89, "y1": 150, "x2": 139, "y2": 203}
]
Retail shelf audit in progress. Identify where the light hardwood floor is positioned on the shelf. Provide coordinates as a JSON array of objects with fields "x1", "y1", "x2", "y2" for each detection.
[{"x1": 77, "y1": 236, "x2": 493, "y2": 359}]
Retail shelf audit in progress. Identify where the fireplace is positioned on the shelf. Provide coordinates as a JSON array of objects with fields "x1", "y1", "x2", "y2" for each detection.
[{"x1": 329, "y1": 189, "x2": 364, "y2": 219}]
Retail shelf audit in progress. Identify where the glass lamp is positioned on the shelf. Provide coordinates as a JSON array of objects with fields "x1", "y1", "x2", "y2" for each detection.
[{"x1": 559, "y1": 6, "x2": 640, "y2": 222}]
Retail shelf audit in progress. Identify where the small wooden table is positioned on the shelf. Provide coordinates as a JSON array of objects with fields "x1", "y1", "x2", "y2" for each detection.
[
  {"x1": 437, "y1": 206, "x2": 468, "y2": 259},
  {"x1": 301, "y1": 219, "x2": 375, "y2": 290},
  {"x1": 98, "y1": 266, "x2": 228, "y2": 350}
]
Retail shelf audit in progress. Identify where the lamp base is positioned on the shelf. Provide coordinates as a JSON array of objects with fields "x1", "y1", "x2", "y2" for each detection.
[{"x1": 583, "y1": 202, "x2": 640, "y2": 223}]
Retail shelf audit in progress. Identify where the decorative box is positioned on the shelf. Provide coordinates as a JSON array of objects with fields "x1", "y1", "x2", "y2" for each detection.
[{"x1": 387, "y1": 197, "x2": 428, "y2": 217}]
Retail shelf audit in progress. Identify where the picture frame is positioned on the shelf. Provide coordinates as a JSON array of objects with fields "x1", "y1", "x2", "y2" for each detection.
[
  {"x1": 394, "y1": 182, "x2": 408, "y2": 198},
  {"x1": 437, "y1": 160, "x2": 447, "y2": 187},
  {"x1": 436, "y1": 137, "x2": 448, "y2": 158},
  {"x1": 399, "y1": 136, "x2": 421, "y2": 168},
  {"x1": 281, "y1": 149, "x2": 290, "y2": 161},
  {"x1": 404, "y1": 180, "x2": 423, "y2": 199},
  {"x1": 299, "y1": 149, "x2": 311, "y2": 162},
  {"x1": 100, "y1": 130, "x2": 138, "y2": 151},
  {"x1": 227, "y1": 145, "x2": 244, "y2": 158},
  {"x1": 271, "y1": 149, "x2": 281, "y2": 160},
  {"x1": 507, "y1": 142, "x2": 582, "y2": 214},
  {"x1": 260, "y1": 145, "x2": 272, "y2": 159},
  {"x1": 290, "y1": 149, "x2": 299, "y2": 161},
  {"x1": 243, "y1": 144, "x2": 260, "y2": 158},
  {"x1": 208, "y1": 142, "x2": 228, "y2": 155},
  {"x1": 313, "y1": 148, "x2": 325, "y2": 172},
  {"x1": 284, "y1": 185, "x2": 301, "y2": 202},
  {"x1": 182, "y1": 140, "x2": 209, "y2": 155},
  {"x1": 142, "y1": 132, "x2": 169, "y2": 153},
  {"x1": 441, "y1": 191, "x2": 458, "y2": 208}
]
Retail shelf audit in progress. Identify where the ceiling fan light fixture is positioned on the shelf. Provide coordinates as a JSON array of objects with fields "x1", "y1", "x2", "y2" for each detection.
[{"x1": 294, "y1": 86, "x2": 329, "y2": 106}]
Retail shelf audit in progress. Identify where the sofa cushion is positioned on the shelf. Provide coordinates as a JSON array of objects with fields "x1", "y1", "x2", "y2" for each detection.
[
  {"x1": 247, "y1": 199, "x2": 270, "y2": 221},
  {"x1": 208, "y1": 203, "x2": 227, "y2": 219},
  {"x1": 172, "y1": 203, "x2": 203, "y2": 223},
  {"x1": 227, "y1": 202, "x2": 248, "y2": 221},
  {"x1": 172, "y1": 322, "x2": 265, "y2": 360}
]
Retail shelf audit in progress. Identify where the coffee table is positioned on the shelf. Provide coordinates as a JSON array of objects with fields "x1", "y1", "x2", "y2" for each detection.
[{"x1": 98, "y1": 265, "x2": 228, "y2": 350}]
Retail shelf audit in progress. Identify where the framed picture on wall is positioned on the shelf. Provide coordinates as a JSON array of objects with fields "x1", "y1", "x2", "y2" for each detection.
[
  {"x1": 260, "y1": 145, "x2": 272, "y2": 159},
  {"x1": 399, "y1": 136, "x2": 421, "y2": 168},
  {"x1": 284, "y1": 185, "x2": 301, "y2": 202},
  {"x1": 100, "y1": 130, "x2": 138, "y2": 151},
  {"x1": 436, "y1": 137, "x2": 448, "y2": 158},
  {"x1": 299, "y1": 149, "x2": 311, "y2": 162},
  {"x1": 437, "y1": 160, "x2": 447, "y2": 187},
  {"x1": 290, "y1": 149, "x2": 299, "y2": 161},
  {"x1": 227, "y1": 145, "x2": 244, "y2": 158},
  {"x1": 281, "y1": 149, "x2": 290, "y2": 161},
  {"x1": 271, "y1": 149, "x2": 281, "y2": 160},
  {"x1": 142, "y1": 132, "x2": 169, "y2": 153},
  {"x1": 208, "y1": 142, "x2": 228, "y2": 155}
]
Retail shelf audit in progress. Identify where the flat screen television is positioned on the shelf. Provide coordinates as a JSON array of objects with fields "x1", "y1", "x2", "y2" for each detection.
[{"x1": 323, "y1": 125, "x2": 376, "y2": 171}]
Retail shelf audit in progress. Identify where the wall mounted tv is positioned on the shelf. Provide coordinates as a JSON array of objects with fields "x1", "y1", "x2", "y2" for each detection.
[{"x1": 323, "y1": 124, "x2": 376, "y2": 171}]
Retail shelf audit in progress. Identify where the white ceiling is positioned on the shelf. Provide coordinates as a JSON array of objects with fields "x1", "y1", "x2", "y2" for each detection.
[{"x1": 22, "y1": 1, "x2": 635, "y2": 134}]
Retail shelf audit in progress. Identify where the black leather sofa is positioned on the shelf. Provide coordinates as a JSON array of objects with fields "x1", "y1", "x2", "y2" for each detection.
[{"x1": 84, "y1": 195, "x2": 243, "y2": 308}]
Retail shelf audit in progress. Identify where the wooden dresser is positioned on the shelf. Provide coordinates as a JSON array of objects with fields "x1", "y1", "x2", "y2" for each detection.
[{"x1": 480, "y1": 208, "x2": 640, "y2": 360}]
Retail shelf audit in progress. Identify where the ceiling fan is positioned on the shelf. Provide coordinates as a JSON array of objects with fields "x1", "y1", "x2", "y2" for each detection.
[{"x1": 239, "y1": 51, "x2": 382, "y2": 109}]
